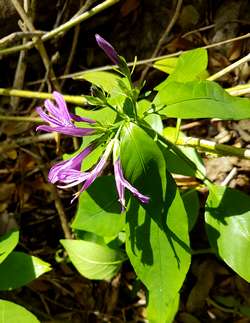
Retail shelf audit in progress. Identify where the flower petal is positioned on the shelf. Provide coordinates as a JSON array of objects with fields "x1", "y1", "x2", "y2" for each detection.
[
  {"x1": 36, "y1": 125, "x2": 95, "y2": 137},
  {"x1": 52, "y1": 91, "x2": 71, "y2": 122},
  {"x1": 95, "y1": 34, "x2": 119, "y2": 65}
]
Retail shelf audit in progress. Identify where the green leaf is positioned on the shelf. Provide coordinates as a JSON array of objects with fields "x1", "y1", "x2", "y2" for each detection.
[
  {"x1": 205, "y1": 184, "x2": 250, "y2": 282},
  {"x1": 75, "y1": 106, "x2": 117, "y2": 126},
  {"x1": 154, "y1": 80, "x2": 250, "y2": 120},
  {"x1": 61, "y1": 239, "x2": 126, "y2": 280},
  {"x1": 72, "y1": 176, "x2": 125, "y2": 237},
  {"x1": 73, "y1": 70, "x2": 121, "y2": 93},
  {"x1": 155, "y1": 48, "x2": 208, "y2": 90},
  {"x1": 120, "y1": 123, "x2": 190, "y2": 322},
  {"x1": 182, "y1": 190, "x2": 200, "y2": 231},
  {"x1": 0, "y1": 230, "x2": 19, "y2": 264},
  {"x1": 148, "y1": 293, "x2": 180, "y2": 323},
  {"x1": 0, "y1": 300, "x2": 40, "y2": 323},
  {"x1": 0, "y1": 252, "x2": 51, "y2": 290},
  {"x1": 153, "y1": 57, "x2": 178, "y2": 74},
  {"x1": 144, "y1": 114, "x2": 163, "y2": 134}
]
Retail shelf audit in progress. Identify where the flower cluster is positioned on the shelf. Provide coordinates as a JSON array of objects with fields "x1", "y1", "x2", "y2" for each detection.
[{"x1": 36, "y1": 92, "x2": 149, "y2": 211}]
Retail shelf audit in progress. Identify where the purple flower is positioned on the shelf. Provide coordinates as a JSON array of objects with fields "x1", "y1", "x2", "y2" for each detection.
[
  {"x1": 36, "y1": 91, "x2": 96, "y2": 137},
  {"x1": 114, "y1": 158, "x2": 150, "y2": 211},
  {"x1": 48, "y1": 144, "x2": 94, "y2": 186},
  {"x1": 113, "y1": 140, "x2": 149, "y2": 211},
  {"x1": 95, "y1": 34, "x2": 119, "y2": 65},
  {"x1": 74, "y1": 139, "x2": 114, "y2": 198}
]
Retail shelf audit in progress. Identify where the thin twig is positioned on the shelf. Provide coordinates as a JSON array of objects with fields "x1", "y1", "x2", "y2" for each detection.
[
  {"x1": 11, "y1": 0, "x2": 60, "y2": 90},
  {"x1": 226, "y1": 83, "x2": 250, "y2": 96},
  {"x1": 60, "y1": 0, "x2": 83, "y2": 88},
  {"x1": 207, "y1": 53, "x2": 250, "y2": 81},
  {"x1": 181, "y1": 24, "x2": 215, "y2": 38},
  {"x1": 0, "y1": 88, "x2": 87, "y2": 105},
  {"x1": 0, "y1": 31, "x2": 44, "y2": 48},
  {"x1": 0, "y1": 0, "x2": 120, "y2": 57},
  {"x1": 51, "y1": 33, "x2": 250, "y2": 81},
  {"x1": 140, "y1": 0, "x2": 183, "y2": 82},
  {"x1": 221, "y1": 167, "x2": 237, "y2": 186}
]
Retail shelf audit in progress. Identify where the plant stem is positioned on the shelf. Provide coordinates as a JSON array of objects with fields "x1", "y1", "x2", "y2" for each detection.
[
  {"x1": 175, "y1": 136, "x2": 250, "y2": 160},
  {"x1": 0, "y1": 88, "x2": 87, "y2": 105},
  {"x1": 0, "y1": 115, "x2": 41, "y2": 122}
]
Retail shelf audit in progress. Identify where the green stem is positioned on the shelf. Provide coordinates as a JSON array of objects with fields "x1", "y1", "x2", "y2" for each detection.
[
  {"x1": 0, "y1": 115, "x2": 41, "y2": 122},
  {"x1": 0, "y1": 88, "x2": 87, "y2": 105},
  {"x1": 176, "y1": 136, "x2": 250, "y2": 160},
  {"x1": 174, "y1": 118, "x2": 182, "y2": 143}
]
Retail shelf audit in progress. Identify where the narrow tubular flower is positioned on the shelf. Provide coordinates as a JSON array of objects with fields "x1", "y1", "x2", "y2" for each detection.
[
  {"x1": 113, "y1": 140, "x2": 150, "y2": 211},
  {"x1": 36, "y1": 91, "x2": 96, "y2": 137},
  {"x1": 78, "y1": 139, "x2": 114, "y2": 192},
  {"x1": 95, "y1": 34, "x2": 119, "y2": 65},
  {"x1": 48, "y1": 144, "x2": 94, "y2": 186}
]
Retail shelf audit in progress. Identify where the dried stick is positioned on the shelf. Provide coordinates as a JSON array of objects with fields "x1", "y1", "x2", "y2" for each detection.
[
  {"x1": 11, "y1": 0, "x2": 60, "y2": 90},
  {"x1": 139, "y1": 0, "x2": 183, "y2": 82},
  {"x1": 0, "y1": 0, "x2": 120, "y2": 57},
  {"x1": 207, "y1": 53, "x2": 250, "y2": 81}
]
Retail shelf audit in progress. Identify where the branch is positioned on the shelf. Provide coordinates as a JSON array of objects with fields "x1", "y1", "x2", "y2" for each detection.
[
  {"x1": 175, "y1": 136, "x2": 250, "y2": 160},
  {"x1": 0, "y1": 0, "x2": 120, "y2": 57}
]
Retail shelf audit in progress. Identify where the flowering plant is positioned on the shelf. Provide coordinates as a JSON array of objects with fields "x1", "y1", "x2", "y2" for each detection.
[{"x1": 36, "y1": 35, "x2": 250, "y2": 322}]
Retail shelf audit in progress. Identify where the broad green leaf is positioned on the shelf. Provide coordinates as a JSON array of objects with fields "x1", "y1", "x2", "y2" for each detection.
[
  {"x1": 75, "y1": 106, "x2": 117, "y2": 126},
  {"x1": 182, "y1": 190, "x2": 200, "y2": 231},
  {"x1": 137, "y1": 99, "x2": 151, "y2": 116},
  {"x1": 144, "y1": 114, "x2": 163, "y2": 134},
  {"x1": 154, "y1": 80, "x2": 250, "y2": 120},
  {"x1": 120, "y1": 123, "x2": 190, "y2": 323},
  {"x1": 158, "y1": 138, "x2": 205, "y2": 179},
  {"x1": 163, "y1": 127, "x2": 205, "y2": 177},
  {"x1": 0, "y1": 300, "x2": 40, "y2": 323},
  {"x1": 153, "y1": 57, "x2": 178, "y2": 74},
  {"x1": 148, "y1": 293, "x2": 179, "y2": 323},
  {"x1": 72, "y1": 176, "x2": 125, "y2": 237},
  {"x1": 205, "y1": 184, "x2": 250, "y2": 282},
  {"x1": 61, "y1": 239, "x2": 126, "y2": 280},
  {"x1": 0, "y1": 230, "x2": 19, "y2": 264},
  {"x1": 73, "y1": 70, "x2": 121, "y2": 93},
  {"x1": 155, "y1": 48, "x2": 208, "y2": 90},
  {"x1": 0, "y1": 252, "x2": 51, "y2": 290}
]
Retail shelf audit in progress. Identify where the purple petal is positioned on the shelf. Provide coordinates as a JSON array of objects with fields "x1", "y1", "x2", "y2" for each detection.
[
  {"x1": 53, "y1": 91, "x2": 71, "y2": 122},
  {"x1": 57, "y1": 171, "x2": 90, "y2": 188},
  {"x1": 95, "y1": 34, "x2": 119, "y2": 65},
  {"x1": 70, "y1": 113, "x2": 96, "y2": 124},
  {"x1": 36, "y1": 107, "x2": 62, "y2": 127},
  {"x1": 114, "y1": 159, "x2": 150, "y2": 208},
  {"x1": 114, "y1": 159, "x2": 126, "y2": 210},
  {"x1": 36, "y1": 125, "x2": 95, "y2": 137},
  {"x1": 79, "y1": 139, "x2": 114, "y2": 192},
  {"x1": 48, "y1": 145, "x2": 94, "y2": 184}
]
